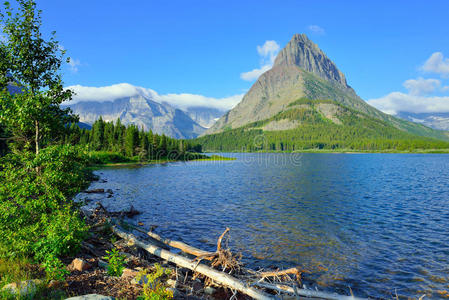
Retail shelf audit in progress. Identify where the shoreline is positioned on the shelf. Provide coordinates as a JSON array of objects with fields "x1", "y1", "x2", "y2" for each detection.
[{"x1": 204, "y1": 148, "x2": 449, "y2": 154}]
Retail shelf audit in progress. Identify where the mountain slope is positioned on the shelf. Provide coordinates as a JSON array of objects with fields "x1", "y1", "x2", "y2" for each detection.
[
  {"x1": 196, "y1": 98, "x2": 449, "y2": 151},
  {"x1": 205, "y1": 34, "x2": 449, "y2": 141},
  {"x1": 66, "y1": 95, "x2": 206, "y2": 139}
]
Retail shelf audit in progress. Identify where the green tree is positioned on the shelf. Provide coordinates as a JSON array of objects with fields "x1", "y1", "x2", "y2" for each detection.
[
  {"x1": 125, "y1": 125, "x2": 139, "y2": 157},
  {"x1": 0, "y1": 0, "x2": 76, "y2": 155}
]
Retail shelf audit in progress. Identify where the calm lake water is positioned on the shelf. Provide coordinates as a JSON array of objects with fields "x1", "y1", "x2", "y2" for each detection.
[{"x1": 80, "y1": 153, "x2": 449, "y2": 298}]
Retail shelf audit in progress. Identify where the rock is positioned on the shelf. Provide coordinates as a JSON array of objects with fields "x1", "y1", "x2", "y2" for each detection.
[
  {"x1": 166, "y1": 279, "x2": 177, "y2": 288},
  {"x1": 106, "y1": 189, "x2": 113, "y2": 194},
  {"x1": 204, "y1": 286, "x2": 216, "y2": 295},
  {"x1": 107, "y1": 194, "x2": 113, "y2": 198},
  {"x1": 98, "y1": 260, "x2": 108, "y2": 269},
  {"x1": 121, "y1": 268, "x2": 138, "y2": 278},
  {"x1": 1, "y1": 279, "x2": 42, "y2": 298},
  {"x1": 166, "y1": 287, "x2": 179, "y2": 298},
  {"x1": 65, "y1": 294, "x2": 115, "y2": 300},
  {"x1": 68, "y1": 258, "x2": 91, "y2": 272},
  {"x1": 131, "y1": 274, "x2": 149, "y2": 285},
  {"x1": 85, "y1": 188, "x2": 105, "y2": 194},
  {"x1": 47, "y1": 280, "x2": 59, "y2": 289}
]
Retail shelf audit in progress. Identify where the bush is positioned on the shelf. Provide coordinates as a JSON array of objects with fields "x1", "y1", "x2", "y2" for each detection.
[
  {"x1": 87, "y1": 151, "x2": 133, "y2": 165},
  {"x1": 42, "y1": 254, "x2": 69, "y2": 282},
  {"x1": 137, "y1": 264, "x2": 173, "y2": 300},
  {"x1": 104, "y1": 248, "x2": 126, "y2": 277},
  {"x1": 0, "y1": 145, "x2": 89, "y2": 261}
]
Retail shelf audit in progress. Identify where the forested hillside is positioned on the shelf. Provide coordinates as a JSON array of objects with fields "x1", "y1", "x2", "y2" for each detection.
[
  {"x1": 65, "y1": 118, "x2": 203, "y2": 163},
  {"x1": 196, "y1": 98, "x2": 449, "y2": 152}
]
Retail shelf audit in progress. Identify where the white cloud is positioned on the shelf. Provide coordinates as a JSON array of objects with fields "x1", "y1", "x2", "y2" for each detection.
[
  {"x1": 240, "y1": 40, "x2": 280, "y2": 81},
  {"x1": 367, "y1": 92, "x2": 449, "y2": 115},
  {"x1": 240, "y1": 65, "x2": 272, "y2": 81},
  {"x1": 66, "y1": 83, "x2": 243, "y2": 111},
  {"x1": 257, "y1": 40, "x2": 280, "y2": 65},
  {"x1": 308, "y1": 25, "x2": 325, "y2": 35},
  {"x1": 403, "y1": 77, "x2": 440, "y2": 95},
  {"x1": 421, "y1": 52, "x2": 449, "y2": 76},
  {"x1": 68, "y1": 57, "x2": 81, "y2": 73}
]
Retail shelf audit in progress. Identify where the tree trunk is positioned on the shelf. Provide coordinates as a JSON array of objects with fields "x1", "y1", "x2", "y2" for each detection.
[{"x1": 35, "y1": 120, "x2": 39, "y2": 156}]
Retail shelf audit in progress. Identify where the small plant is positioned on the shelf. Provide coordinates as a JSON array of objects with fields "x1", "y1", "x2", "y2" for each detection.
[
  {"x1": 137, "y1": 264, "x2": 173, "y2": 300},
  {"x1": 42, "y1": 254, "x2": 69, "y2": 281},
  {"x1": 104, "y1": 248, "x2": 126, "y2": 276}
]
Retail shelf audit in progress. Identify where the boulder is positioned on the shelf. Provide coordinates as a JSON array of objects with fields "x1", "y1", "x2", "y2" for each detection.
[
  {"x1": 68, "y1": 258, "x2": 91, "y2": 272},
  {"x1": 1, "y1": 279, "x2": 42, "y2": 298},
  {"x1": 121, "y1": 268, "x2": 138, "y2": 278}
]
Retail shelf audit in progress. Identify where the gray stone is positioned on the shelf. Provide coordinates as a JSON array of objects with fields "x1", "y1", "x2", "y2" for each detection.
[
  {"x1": 204, "y1": 286, "x2": 216, "y2": 295},
  {"x1": 1, "y1": 279, "x2": 42, "y2": 298},
  {"x1": 65, "y1": 294, "x2": 115, "y2": 300},
  {"x1": 166, "y1": 288, "x2": 179, "y2": 298},
  {"x1": 166, "y1": 279, "x2": 177, "y2": 288},
  {"x1": 98, "y1": 259, "x2": 108, "y2": 269}
]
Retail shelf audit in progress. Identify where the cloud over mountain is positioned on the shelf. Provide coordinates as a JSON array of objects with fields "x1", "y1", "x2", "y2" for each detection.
[{"x1": 67, "y1": 83, "x2": 243, "y2": 111}]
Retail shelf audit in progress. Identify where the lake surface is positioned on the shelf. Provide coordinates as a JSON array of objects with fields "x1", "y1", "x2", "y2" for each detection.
[{"x1": 80, "y1": 153, "x2": 449, "y2": 298}]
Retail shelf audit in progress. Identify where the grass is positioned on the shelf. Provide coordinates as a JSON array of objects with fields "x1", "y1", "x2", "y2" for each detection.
[
  {"x1": 88, "y1": 152, "x2": 236, "y2": 168},
  {"x1": 0, "y1": 258, "x2": 67, "y2": 299}
]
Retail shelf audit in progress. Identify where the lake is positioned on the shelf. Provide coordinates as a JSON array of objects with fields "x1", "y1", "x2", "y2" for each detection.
[{"x1": 79, "y1": 153, "x2": 449, "y2": 298}]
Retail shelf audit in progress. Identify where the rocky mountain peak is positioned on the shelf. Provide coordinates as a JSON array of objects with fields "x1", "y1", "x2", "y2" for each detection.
[{"x1": 273, "y1": 34, "x2": 348, "y2": 87}]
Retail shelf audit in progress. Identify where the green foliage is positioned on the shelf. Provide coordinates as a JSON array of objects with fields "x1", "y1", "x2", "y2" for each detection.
[
  {"x1": 196, "y1": 99, "x2": 449, "y2": 152},
  {"x1": 105, "y1": 248, "x2": 126, "y2": 277},
  {"x1": 66, "y1": 118, "x2": 203, "y2": 163},
  {"x1": 0, "y1": 145, "x2": 89, "y2": 260},
  {"x1": 42, "y1": 254, "x2": 69, "y2": 282},
  {"x1": 87, "y1": 151, "x2": 133, "y2": 165},
  {"x1": 0, "y1": 0, "x2": 77, "y2": 155},
  {"x1": 137, "y1": 264, "x2": 173, "y2": 300}
]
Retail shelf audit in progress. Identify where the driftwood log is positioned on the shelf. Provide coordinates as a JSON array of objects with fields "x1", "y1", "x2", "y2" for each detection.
[
  {"x1": 146, "y1": 230, "x2": 215, "y2": 258},
  {"x1": 112, "y1": 225, "x2": 274, "y2": 300}
]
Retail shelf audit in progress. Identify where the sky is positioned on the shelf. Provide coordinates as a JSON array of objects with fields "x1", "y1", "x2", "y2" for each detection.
[{"x1": 32, "y1": 0, "x2": 449, "y2": 114}]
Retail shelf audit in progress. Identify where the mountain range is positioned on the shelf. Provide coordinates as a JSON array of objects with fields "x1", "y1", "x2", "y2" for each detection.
[
  {"x1": 65, "y1": 93, "x2": 227, "y2": 139},
  {"x1": 66, "y1": 34, "x2": 449, "y2": 142}
]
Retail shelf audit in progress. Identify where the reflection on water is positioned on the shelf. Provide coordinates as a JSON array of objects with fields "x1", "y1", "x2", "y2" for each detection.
[{"x1": 78, "y1": 153, "x2": 449, "y2": 298}]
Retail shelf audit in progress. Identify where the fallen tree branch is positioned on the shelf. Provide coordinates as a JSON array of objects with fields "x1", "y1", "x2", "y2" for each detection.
[
  {"x1": 146, "y1": 230, "x2": 215, "y2": 258},
  {"x1": 260, "y1": 267, "x2": 303, "y2": 281},
  {"x1": 112, "y1": 225, "x2": 274, "y2": 300}
]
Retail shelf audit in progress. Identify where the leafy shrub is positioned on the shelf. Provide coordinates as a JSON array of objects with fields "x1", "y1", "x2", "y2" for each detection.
[
  {"x1": 42, "y1": 254, "x2": 69, "y2": 281},
  {"x1": 137, "y1": 264, "x2": 173, "y2": 300},
  {"x1": 105, "y1": 248, "x2": 126, "y2": 276},
  {"x1": 0, "y1": 145, "x2": 89, "y2": 261},
  {"x1": 87, "y1": 151, "x2": 132, "y2": 165}
]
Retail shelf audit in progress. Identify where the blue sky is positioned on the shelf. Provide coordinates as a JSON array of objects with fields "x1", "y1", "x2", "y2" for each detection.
[{"x1": 35, "y1": 0, "x2": 449, "y2": 113}]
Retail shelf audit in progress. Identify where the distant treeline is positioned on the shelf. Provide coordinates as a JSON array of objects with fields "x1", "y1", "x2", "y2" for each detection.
[
  {"x1": 65, "y1": 118, "x2": 203, "y2": 161},
  {"x1": 195, "y1": 102, "x2": 449, "y2": 152}
]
